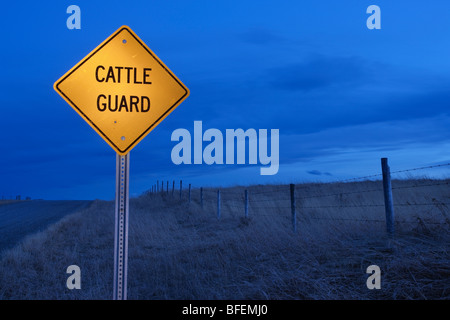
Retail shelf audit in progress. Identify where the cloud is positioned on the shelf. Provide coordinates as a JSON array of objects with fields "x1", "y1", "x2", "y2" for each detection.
[
  {"x1": 280, "y1": 114, "x2": 450, "y2": 163},
  {"x1": 307, "y1": 170, "x2": 332, "y2": 176},
  {"x1": 267, "y1": 54, "x2": 368, "y2": 92}
]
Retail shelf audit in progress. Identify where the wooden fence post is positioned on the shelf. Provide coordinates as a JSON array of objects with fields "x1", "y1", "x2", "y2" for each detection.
[
  {"x1": 166, "y1": 181, "x2": 169, "y2": 194},
  {"x1": 245, "y1": 190, "x2": 249, "y2": 218},
  {"x1": 290, "y1": 184, "x2": 296, "y2": 233},
  {"x1": 200, "y1": 187, "x2": 204, "y2": 209},
  {"x1": 217, "y1": 190, "x2": 221, "y2": 219},
  {"x1": 172, "y1": 180, "x2": 175, "y2": 196},
  {"x1": 189, "y1": 184, "x2": 191, "y2": 204},
  {"x1": 180, "y1": 180, "x2": 182, "y2": 200},
  {"x1": 157, "y1": 180, "x2": 159, "y2": 192},
  {"x1": 381, "y1": 158, "x2": 395, "y2": 236}
]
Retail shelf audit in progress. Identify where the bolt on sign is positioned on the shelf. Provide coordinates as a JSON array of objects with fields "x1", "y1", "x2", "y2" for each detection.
[{"x1": 54, "y1": 25, "x2": 189, "y2": 155}]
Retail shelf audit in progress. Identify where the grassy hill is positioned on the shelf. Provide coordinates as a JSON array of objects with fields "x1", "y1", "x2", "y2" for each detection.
[{"x1": 0, "y1": 179, "x2": 448, "y2": 299}]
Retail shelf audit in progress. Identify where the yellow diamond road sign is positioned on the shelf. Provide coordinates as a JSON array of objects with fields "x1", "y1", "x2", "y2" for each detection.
[{"x1": 54, "y1": 26, "x2": 189, "y2": 155}]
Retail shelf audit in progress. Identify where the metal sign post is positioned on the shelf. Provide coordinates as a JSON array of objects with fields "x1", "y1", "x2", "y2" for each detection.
[{"x1": 113, "y1": 153, "x2": 130, "y2": 300}]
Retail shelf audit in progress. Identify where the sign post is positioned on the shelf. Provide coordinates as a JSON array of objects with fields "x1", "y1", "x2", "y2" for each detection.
[
  {"x1": 54, "y1": 26, "x2": 189, "y2": 300},
  {"x1": 113, "y1": 153, "x2": 130, "y2": 300}
]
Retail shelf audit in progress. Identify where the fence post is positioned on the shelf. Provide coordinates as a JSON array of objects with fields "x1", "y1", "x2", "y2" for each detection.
[
  {"x1": 166, "y1": 181, "x2": 169, "y2": 194},
  {"x1": 290, "y1": 184, "x2": 296, "y2": 233},
  {"x1": 381, "y1": 158, "x2": 395, "y2": 236},
  {"x1": 180, "y1": 180, "x2": 182, "y2": 200},
  {"x1": 172, "y1": 180, "x2": 175, "y2": 196},
  {"x1": 200, "y1": 187, "x2": 204, "y2": 209},
  {"x1": 245, "y1": 190, "x2": 248, "y2": 218},
  {"x1": 161, "y1": 181, "x2": 164, "y2": 194},
  {"x1": 217, "y1": 190, "x2": 221, "y2": 219},
  {"x1": 157, "y1": 180, "x2": 159, "y2": 192},
  {"x1": 189, "y1": 184, "x2": 191, "y2": 204}
]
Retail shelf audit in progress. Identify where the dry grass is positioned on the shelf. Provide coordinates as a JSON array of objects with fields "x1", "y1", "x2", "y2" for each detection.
[{"x1": 0, "y1": 179, "x2": 448, "y2": 300}]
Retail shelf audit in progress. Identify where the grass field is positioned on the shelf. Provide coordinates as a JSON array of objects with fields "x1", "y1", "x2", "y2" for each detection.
[{"x1": 0, "y1": 179, "x2": 448, "y2": 299}]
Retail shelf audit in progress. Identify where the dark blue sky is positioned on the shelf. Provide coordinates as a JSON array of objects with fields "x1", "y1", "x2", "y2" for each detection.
[{"x1": 1, "y1": 1, "x2": 449, "y2": 200}]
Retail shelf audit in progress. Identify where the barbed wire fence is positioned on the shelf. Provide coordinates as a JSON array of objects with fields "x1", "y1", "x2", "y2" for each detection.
[{"x1": 148, "y1": 158, "x2": 450, "y2": 236}]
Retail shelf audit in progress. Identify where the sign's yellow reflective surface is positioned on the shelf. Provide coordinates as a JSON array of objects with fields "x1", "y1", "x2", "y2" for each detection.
[{"x1": 54, "y1": 26, "x2": 189, "y2": 155}]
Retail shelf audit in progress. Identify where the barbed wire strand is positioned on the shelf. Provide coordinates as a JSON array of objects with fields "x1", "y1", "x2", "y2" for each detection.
[
  {"x1": 392, "y1": 181, "x2": 449, "y2": 190},
  {"x1": 391, "y1": 163, "x2": 450, "y2": 175}
]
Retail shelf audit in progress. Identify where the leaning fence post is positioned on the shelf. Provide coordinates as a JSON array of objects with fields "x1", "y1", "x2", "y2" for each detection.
[
  {"x1": 245, "y1": 190, "x2": 249, "y2": 218},
  {"x1": 180, "y1": 180, "x2": 182, "y2": 200},
  {"x1": 217, "y1": 190, "x2": 221, "y2": 219},
  {"x1": 189, "y1": 184, "x2": 191, "y2": 204},
  {"x1": 200, "y1": 187, "x2": 204, "y2": 209},
  {"x1": 290, "y1": 184, "x2": 296, "y2": 233},
  {"x1": 381, "y1": 158, "x2": 395, "y2": 236}
]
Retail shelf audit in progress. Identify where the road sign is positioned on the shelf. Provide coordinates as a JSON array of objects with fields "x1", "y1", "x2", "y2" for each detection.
[
  {"x1": 54, "y1": 26, "x2": 189, "y2": 300},
  {"x1": 54, "y1": 25, "x2": 189, "y2": 155}
]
